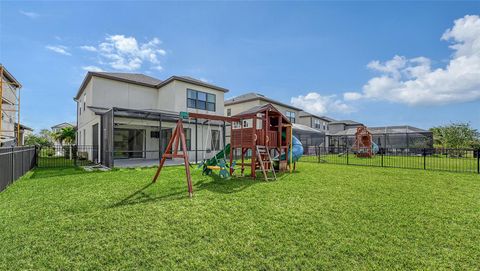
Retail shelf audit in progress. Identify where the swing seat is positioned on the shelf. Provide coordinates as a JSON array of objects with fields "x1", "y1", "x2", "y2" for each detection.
[{"x1": 207, "y1": 165, "x2": 221, "y2": 170}]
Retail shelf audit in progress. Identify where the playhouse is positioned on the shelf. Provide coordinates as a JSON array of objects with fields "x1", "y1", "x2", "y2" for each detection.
[
  {"x1": 352, "y1": 126, "x2": 375, "y2": 158},
  {"x1": 230, "y1": 104, "x2": 294, "y2": 179},
  {"x1": 151, "y1": 104, "x2": 303, "y2": 197}
]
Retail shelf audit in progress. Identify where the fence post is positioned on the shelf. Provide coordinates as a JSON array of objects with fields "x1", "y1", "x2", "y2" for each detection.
[
  {"x1": 423, "y1": 148, "x2": 426, "y2": 170},
  {"x1": 11, "y1": 147, "x2": 15, "y2": 185},
  {"x1": 74, "y1": 145, "x2": 77, "y2": 167},
  {"x1": 381, "y1": 148, "x2": 384, "y2": 167},
  {"x1": 477, "y1": 149, "x2": 479, "y2": 174},
  {"x1": 35, "y1": 146, "x2": 38, "y2": 167},
  {"x1": 346, "y1": 147, "x2": 349, "y2": 165}
]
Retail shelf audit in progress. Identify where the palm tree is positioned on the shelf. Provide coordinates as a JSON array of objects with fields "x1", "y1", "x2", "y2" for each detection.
[
  {"x1": 53, "y1": 127, "x2": 76, "y2": 146},
  {"x1": 53, "y1": 127, "x2": 76, "y2": 159}
]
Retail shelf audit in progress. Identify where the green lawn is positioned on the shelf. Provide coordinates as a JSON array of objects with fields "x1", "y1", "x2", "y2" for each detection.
[
  {"x1": 301, "y1": 154, "x2": 479, "y2": 173},
  {"x1": 1, "y1": 163, "x2": 479, "y2": 270}
]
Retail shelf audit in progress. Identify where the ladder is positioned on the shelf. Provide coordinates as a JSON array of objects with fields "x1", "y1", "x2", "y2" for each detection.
[{"x1": 256, "y1": 145, "x2": 277, "y2": 181}]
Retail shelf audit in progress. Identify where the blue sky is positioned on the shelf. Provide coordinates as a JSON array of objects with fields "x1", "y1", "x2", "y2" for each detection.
[{"x1": 1, "y1": 1, "x2": 479, "y2": 132}]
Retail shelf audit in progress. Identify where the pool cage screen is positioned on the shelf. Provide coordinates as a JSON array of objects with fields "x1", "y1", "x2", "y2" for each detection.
[
  {"x1": 327, "y1": 126, "x2": 433, "y2": 150},
  {"x1": 97, "y1": 107, "x2": 231, "y2": 168}
]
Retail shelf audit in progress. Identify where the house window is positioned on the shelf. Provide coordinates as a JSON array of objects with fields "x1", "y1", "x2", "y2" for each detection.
[
  {"x1": 314, "y1": 119, "x2": 321, "y2": 129},
  {"x1": 286, "y1": 111, "x2": 296, "y2": 123},
  {"x1": 211, "y1": 130, "x2": 220, "y2": 151},
  {"x1": 227, "y1": 108, "x2": 231, "y2": 117},
  {"x1": 79, "y1": 102, "x2": 81, "y2": 116},
  {"x1": 323, "y1": 121, "x2": 327, "y2": 130},
  {"x1": 83, "y1": 93, "x2": 86, "y2": 111},
  {"x1": 187, "y1": 89, "x2": 216, "y2": 111},
  {"x1": 184, "y1": 128, "x2": 191, "y2": 151}
]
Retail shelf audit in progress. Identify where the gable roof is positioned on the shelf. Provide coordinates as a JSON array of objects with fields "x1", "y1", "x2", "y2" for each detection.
[
  {"x1": 0, "y1": 64, "x2": 22, "y2": 88},
  {"x1": 51, "y1": 122, "x2": 75, "y2": 129},
  {"x1": 298, "y1": 111, "x2": 336, "y2": 122},
  {"x1": 157, "y1": 76, "x2": 229, "y2": 93},
  {"x1": 74, "y1": 72, "x2": 228, "y2": 100},
  {"x1": 225, "y1": 92, "x2": 302, "y2": 111},
  {"x1": 234, "y1": 103, "x2": 291, "y2": 124}
]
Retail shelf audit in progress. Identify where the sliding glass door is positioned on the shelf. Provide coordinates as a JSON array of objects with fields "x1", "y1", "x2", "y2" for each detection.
[{"x1": 113, "y1": 129, "x2": 145, "y2": 159}]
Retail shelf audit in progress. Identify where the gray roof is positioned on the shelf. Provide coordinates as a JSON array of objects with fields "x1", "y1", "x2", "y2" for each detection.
[
  {"x1": 298, "y1": 111, "x2": 336, "y2": 122},
  {"x1": 225, "y1": 92, "x2": 302, "y2": 111},
  {"x1": 329, "y1": 120, "x2": 362, "y2": 125},
  {"x1": 75, "y1": 72, "x2": 229, "y2": 100},
  {"x1": 292, "y1": 123, "x2": 325, "y2": 134},
  {"x1": 93, "y1": 72, "x2": 163, "y2": 86},
  {"x1": 51, "y1": 122, "x2": 75, "y2": 129}
]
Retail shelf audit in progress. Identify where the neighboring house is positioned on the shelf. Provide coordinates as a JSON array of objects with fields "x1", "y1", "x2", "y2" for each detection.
[
  {"x1": 298, "y1": 111, "x2": 335, "y2": 132},
  {"x1": 225, "y1": 93, "x2": 329, "y2": 148},
  {"x1": 225, "y1": 92, "x2": 302, "y2": 124},
  {"x1": 51, "y1": 122, "x2": 76, "y2": 145},
  {"x1": 0, "y1": 65, "x2": 21, "y2": 147},
  {"x1": 327, "y1": 120, "x2": 363, "y2": 134},
  {"x1": 75, "y1": 72, "x2": 228, "y2": 166},
  {"x1": 14, "y1": 123, "x2": 33, "y2": 146}
]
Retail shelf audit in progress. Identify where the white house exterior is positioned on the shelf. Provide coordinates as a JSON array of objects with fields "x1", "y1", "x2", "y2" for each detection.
[{"x1": 75, "y1": 72, "x2": 228, "y2": 166}]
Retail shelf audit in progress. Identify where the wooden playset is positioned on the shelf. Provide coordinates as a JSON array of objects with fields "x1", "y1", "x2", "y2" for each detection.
[
  {"x1": 151, "y1": 104, "x2": 293, "y2": 197},
  {"x1": 352, "y1": 126, "x2": 374, "y2": 158}
]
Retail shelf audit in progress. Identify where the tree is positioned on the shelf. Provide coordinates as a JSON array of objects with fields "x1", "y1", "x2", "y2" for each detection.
[
  {"x1": 430, "y1": 123, "x2": 480, "y2": 149},
  {"x1": 53, "y1": 127, "x2": 76, "y2": 146},
  {"x1": 24, "y1": 134, "x2": 53, "y2": 147}
]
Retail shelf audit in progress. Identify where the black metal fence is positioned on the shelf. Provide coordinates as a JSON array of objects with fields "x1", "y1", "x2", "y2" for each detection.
[
  {"x1": 301, "y1": 146, "x2": 480, "y2": 174},
  {"x1": 0, "y1": 146, "x2": 37, "y2": 192},
  {"x1": 36, "y1": 145, "x2": 97, "y2": 168}
]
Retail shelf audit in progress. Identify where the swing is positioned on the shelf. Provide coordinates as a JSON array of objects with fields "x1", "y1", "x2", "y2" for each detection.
[{"x1": 197, "y1": 120, "x2": 234, "y2": 178}]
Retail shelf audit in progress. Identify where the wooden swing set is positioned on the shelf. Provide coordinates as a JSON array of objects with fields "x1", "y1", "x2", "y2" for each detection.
[{"x1": 152, "y1": 105, "x2": 293, "y2": 197}]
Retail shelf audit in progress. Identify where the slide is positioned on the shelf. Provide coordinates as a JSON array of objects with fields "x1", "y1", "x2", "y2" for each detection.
[{"x1": 279, "y1": 135, "x2": 304, "y2": 163}]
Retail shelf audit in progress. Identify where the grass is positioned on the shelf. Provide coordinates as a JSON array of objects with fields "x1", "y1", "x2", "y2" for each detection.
[
  {"x1": 0, "y1": 163, "x2": 479, "y2": 270},
  {"x1": 302, "y1": 153, "x2": 479, "y2": 173}
]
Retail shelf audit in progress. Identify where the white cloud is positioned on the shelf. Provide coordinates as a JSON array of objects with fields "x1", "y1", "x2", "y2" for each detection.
[
  {"x1": 291, "y1": 92, "x2": 355, "y2": 115},
  {"x1": 351, "y1": 14, "x2": 480, "y2": 106},
  {"x1": 343, "y1": 92, "x2": 362, "y2": 101},
  {"x1": 151, "y1": 65, "x2": 163, "y2": 71},
  {"x1": 80, "y1": 45, "x2": 97, "y2": 52},
  {"x1": 45, "y1": 45, "x2": 71, "y2": 56},
  {"x1": 82, "y1": 34, "x2": 166, "y2": 71},
  {"x1": 82, "y1": 66, "x2": 104, "y2": 72},
  {"x1": 19, "y1": 10, "x2": 39, "y2": 19}
]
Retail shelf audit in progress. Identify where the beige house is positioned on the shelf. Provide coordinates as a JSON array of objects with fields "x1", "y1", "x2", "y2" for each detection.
[
  {"x1": 225, "y1": 92, "x2": 302, "y2": 124},
  {"x1": 75, "y1": 72, "x2": 228, "y2": 166},
  {"x1": 298, "y1": 111, "x2": 335, "y2": 133},
  {"x1": 0, "y1": 65, "x2": 21, "y2": 147}
]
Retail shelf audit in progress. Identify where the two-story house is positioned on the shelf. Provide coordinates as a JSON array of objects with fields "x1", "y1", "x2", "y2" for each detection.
[
  {"x1": 225, "y1": 93, "x2": 302, "y2": 124},
  {"x1": 298, "y1": 112, "x2": 335, "y2": 133},
  {"x1": 0, "y1": 65, "x2": 21, "y2": 147},
  {"x1": 75, "y1": 72, "x2": 228, "y2": 167},
  {"x1": 224, "y1": 92, "x2": 328, "y2": 148}
]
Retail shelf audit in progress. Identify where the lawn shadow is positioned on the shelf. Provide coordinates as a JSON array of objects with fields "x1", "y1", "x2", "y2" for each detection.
[
  {"x1": 29, "y1": 168, "x2": 88, "y2": 179},
  {"x1": 109, "y1": 182, "x2": 187, "y2": 208},
  {"x1": 109, "y1": 171, "x2": 282, "y2": 207}
]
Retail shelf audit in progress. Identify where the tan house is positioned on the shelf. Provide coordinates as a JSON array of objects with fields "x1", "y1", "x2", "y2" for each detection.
[
  {"x1": 225, "y1": 92, "x2": 302, "y2": 124},
  {"x1": 0, "y1": 65, "x2": 21, "y2": 147},
  {"x1": 298, "y1": 111, "x2": 335, "y2": 132},
  {"x1": 75, "y1": 72, "x2": 229, "y2": 166}
]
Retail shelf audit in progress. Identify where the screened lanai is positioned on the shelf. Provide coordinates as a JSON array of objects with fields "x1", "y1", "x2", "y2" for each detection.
[
  {"x1": 91, "y1": 107, "x2": 228, "y2": 168},
  {"x1": 327, "y1": 125, "x2": 433, "y2": 150}
]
